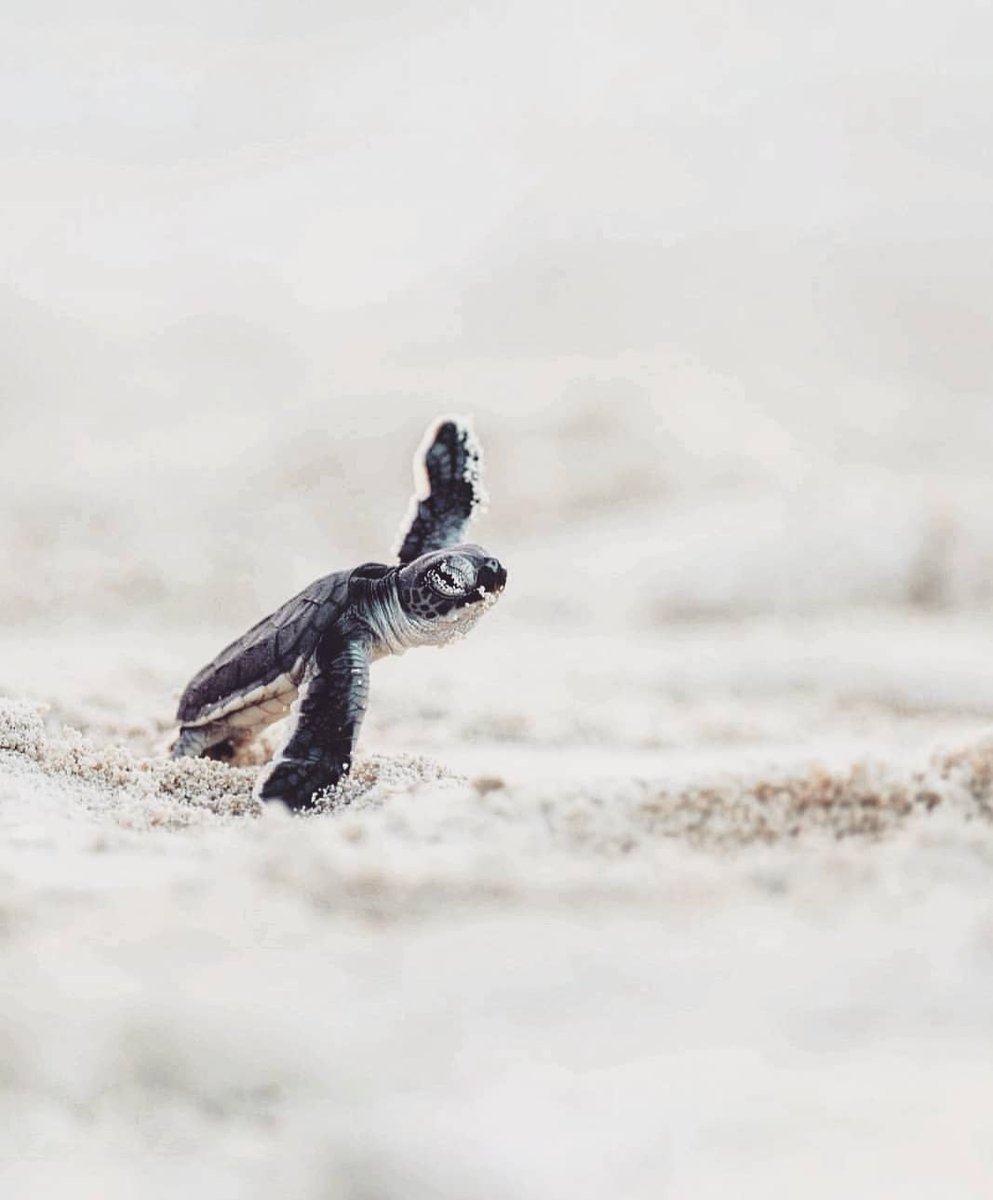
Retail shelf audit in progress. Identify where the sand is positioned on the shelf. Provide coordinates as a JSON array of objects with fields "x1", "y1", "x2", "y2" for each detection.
[
  {"x1": 4, "y1": 605, "x2": 993, "y2": 1199},
  {"x1": 7, "y1": 405, "x2": 993, "y2": 1200},
  {"x1": 7, "y1": 2, "x2": 993, "y2": 1194}
]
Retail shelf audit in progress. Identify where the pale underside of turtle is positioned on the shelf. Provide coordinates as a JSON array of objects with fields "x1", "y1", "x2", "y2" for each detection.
[{"x1": 171, "y1": 416, "x2": 506, "y2": 811}]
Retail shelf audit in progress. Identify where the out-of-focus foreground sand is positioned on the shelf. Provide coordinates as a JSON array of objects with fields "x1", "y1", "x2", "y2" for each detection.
[{"x1": 6, "y1": 2, "x2": 993, "y2": 1197}]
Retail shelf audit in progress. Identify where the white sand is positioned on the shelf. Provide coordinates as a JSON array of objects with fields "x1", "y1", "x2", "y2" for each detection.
[
  {"x1": 6, "y1": 2, "x2": 993, "y2": 1195},
  {"x1": 4, "y1": 611, "x2": 993, "y2": 1199}
]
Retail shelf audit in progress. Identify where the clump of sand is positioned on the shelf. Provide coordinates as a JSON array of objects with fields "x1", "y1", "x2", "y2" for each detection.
[
  {"x1": 630, "y1": 740, "x2": 993, "y2": 848},
  {"x1": 0, "y1": 697, "x2": 464, "y2": 831}
]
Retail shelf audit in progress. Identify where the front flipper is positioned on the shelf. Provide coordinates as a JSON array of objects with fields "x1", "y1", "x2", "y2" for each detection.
[
  {"x1": 255, "y1": 637, "x2": 370, "y2": 811},
  {"x1": 396, "y1": 416, "x2": 486, "y2": 564}
]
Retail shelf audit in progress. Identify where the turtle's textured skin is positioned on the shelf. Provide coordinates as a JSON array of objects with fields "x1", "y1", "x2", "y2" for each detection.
[{"x1": 171, "y1": 417, "x2": 506, "y2": 811}]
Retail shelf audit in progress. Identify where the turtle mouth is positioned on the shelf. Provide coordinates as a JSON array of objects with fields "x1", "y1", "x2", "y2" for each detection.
[{"x1": 471, "y1": 559, "x2": 507, "y2": 601}]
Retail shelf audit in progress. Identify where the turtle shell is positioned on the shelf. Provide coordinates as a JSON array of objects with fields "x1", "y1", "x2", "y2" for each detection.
[{"x1": 176, "y1": 569, "x2": 350, "y2": 727}]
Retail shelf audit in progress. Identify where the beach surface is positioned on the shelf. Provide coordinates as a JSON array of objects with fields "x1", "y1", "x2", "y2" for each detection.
[
  {"x1": 6, "y1": 1, "x2": 993, "y2": 1194},
  {"x1": 5, "y1": 487, "x2": 993, "y2": 1199}
]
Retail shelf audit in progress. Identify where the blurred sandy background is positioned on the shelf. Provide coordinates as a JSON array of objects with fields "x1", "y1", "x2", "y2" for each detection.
[{"x1": 4, "y1": 2, "x2": 993, "y2": 1197}]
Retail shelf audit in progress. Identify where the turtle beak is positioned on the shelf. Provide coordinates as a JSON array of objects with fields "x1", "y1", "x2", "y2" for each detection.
[{"x1": 474, "y1": 558, "x2": 507, "y2": 598}]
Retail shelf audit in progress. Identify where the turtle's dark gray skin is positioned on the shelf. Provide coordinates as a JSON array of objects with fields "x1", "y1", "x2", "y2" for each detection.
[{"x1": 171, "y1": 417, "x2": 506, "y2": 811}]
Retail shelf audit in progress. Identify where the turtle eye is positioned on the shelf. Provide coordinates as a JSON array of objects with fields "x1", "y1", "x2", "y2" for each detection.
[{"x1": 427, "y1": 561, "x2": 468, "y2": 597}]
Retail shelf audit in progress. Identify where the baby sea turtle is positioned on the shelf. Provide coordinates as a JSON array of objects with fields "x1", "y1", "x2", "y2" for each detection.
[{"x1": 171, "y1": 416, "x2": 507, "y2": 810}]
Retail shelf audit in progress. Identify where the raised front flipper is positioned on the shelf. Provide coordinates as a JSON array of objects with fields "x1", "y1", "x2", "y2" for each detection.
[
  {"x1": 254, "y1": 635, "x2": 370, "y2": 811},
  {"x1": 396, "y1": 416, "x2": 486, "y2": 564}
]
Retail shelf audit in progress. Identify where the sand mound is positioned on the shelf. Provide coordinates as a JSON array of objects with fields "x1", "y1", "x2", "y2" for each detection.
[{"x1": 0, "y1": 697, "x2": 465, "y2": 830}]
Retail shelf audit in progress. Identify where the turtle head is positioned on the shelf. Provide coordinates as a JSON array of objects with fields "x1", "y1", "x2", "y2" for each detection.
[{"x1": 396, "y1": 544, "x2": 507, "y2": 644}]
